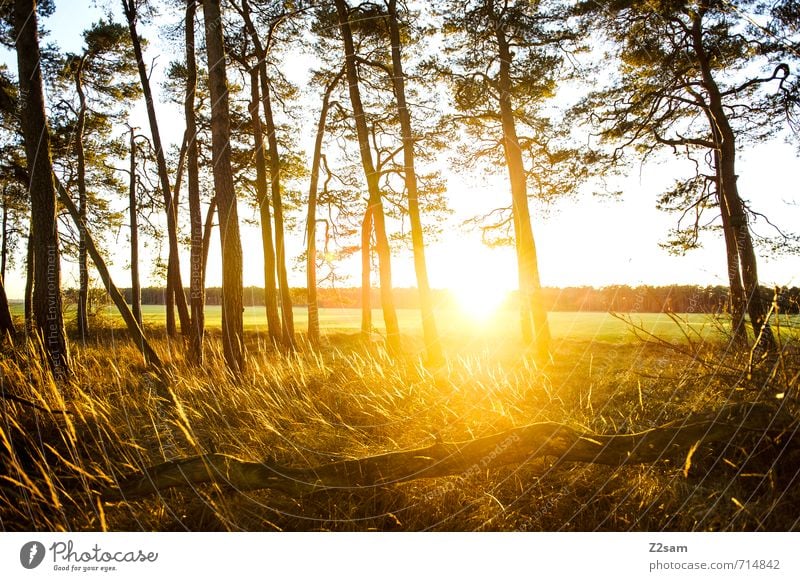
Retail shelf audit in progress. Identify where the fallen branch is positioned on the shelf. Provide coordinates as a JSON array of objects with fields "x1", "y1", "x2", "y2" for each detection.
[{"x1": 103, "y1": 402, "x2": 795, "y2": 501}]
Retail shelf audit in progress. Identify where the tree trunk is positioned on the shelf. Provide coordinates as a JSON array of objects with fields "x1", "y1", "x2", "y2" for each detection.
[
  {"x1": 237, "y1": 0, "x2": 294, "y2": 348},
  {"x1": 0, "y1": 272, "x2": 13, "y2": 336},
  {"x1": 202, "y1": 197, "x2": 217, "y2": 288},
  {"x1": 495, "y1": 26, "x2": 550, "y2": 360},
  {"x1": 386, "y1": 0, "x2": 442, "y2": 364},
  {"x1": 15, "y1": 0, "x2": 71, "y2": 378},
  {"x1": 185, "y1": 0, "x2": 204, "y2": 363},
  {"x1": 307, "y1": 72, "x2": 342, "y2": 347},
  {"x1": 361, "y1": 206, "x2": 373, "y2": 337},
  {"x1": 167, "y1": 133, "x2": 190, "y2": 338},
  {"x1": 165, "y1": 134, "x2": 188, "y2": 338},
  {"x1": 335, "y1": 0, "x2": 401, "y2": 355},
  {"x1": 24, "y1": 234, "x2": 32, "y2": 329},
  {"x1": 165, "y1": 263, "x2": 176, "y2": 336},
  {"x1": 691, "y1": 9, "x2": 774, "y2": 352},
  {"x1": 74, "y1": 58, "x2": 90, "y2": 339},
  {"x1": 249, "y1": 68, "x2": 282, "y2": 346},
  {"x1": 55, "y1": 176, "x2": 162, "y2": 368},
  {"x1": 494, "y1": 23, "x2": 550, "y2": 360},
  {"x1": 261, "y1": 70, "x2": 295, "y2": 350},
  {"x1": 714, "y1": 151, "x2": 747, "y2": 346},
  {"x1": 129, "y1": 128, "x2": 142, "y2": 327},
  {"x1": 122, "y1": 0, "x2": 190, "y2": 339},
  {"x1": 0, "y1": 186, "x2": 10, "y2": 335},
  {"x1": 202, "y1": 0, "x2": 246, "y2": 373},
  {"x1": 1, "y1": 185, "x2": 8, "y2": 280}
]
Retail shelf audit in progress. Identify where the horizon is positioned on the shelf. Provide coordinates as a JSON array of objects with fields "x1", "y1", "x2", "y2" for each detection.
[{"x1": 7, "y1": 279, "x2": 797, "y2": 303}]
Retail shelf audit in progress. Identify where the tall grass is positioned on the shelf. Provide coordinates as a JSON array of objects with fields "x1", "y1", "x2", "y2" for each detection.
[{"x1": 1, "y1": 315, "x2": 799, "y2": 531}]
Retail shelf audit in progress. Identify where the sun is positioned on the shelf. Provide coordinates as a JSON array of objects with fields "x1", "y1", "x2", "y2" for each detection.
[
  {"x1": 428, "y1": 239, "x2": 516, "y2": 323},
  {"x1": 453, "y1": 280, "x2": 508, "y2": 321}
]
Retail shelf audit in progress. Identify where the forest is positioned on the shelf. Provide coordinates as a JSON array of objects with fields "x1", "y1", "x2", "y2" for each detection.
[{"x1": 1, "y1": 0, "x2": 800, "y2": 532}]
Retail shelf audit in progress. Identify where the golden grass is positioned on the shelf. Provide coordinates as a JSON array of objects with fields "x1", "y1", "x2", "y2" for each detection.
[{"x1": 1, "y1": 316, "x2": 799, "y2": 531}]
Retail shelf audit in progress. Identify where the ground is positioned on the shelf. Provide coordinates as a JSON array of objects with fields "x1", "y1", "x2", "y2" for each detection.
[{"x1": 1, "y1": 307, "x2": 798, "y2": 531}]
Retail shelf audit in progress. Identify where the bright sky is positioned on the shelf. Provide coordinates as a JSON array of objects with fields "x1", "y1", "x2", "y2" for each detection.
[{"x1": 2, "y1": 0, "x2": 800, "y2": 300}]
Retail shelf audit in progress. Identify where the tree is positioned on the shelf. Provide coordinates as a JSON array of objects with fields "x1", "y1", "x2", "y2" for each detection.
[
  {"x1": 334, "y1": 0, "x2": 401, "y2": 355},
  {"x1": 24, "y1": 233, "x2": 32, "y2": 328},
  {"x1": 248, "y1": 67, "x2": 282, "y2": 346},
  {"x1": 654, "y1": 162, "x2": 748, "y2": 344},
  {"x1": 0, "y1": 74, "x2": 35, "y2": 333},
  {"x1": 0, "y1": 186, "x2": 13, "y2": 334},
  {"x1": 122, "y1": 0, "x2": 190, "y2": 337},
  {"x1": 385, "y1": 0, "x2": 442, "y2": 363},
  {"x1": 232, "y1": 0, "x2": 296, "y2": 349},
  {"x1": 127, "y1": 126, "x2": 143, "y2": 326},
  {"x1": 185, "y1": 0, "x2": 205, "y2": 362},
  {"x1": 0, "y1": 271, "x2": 11, "y2": 336},
  {"x1": 0, "y1": 180, "x2": 28, "y2": 283},
  {"x1": 14, "y1": 0, "x2": 71, "y2": 378},
  {"x1": 575, "y1": 0, "x2": 796, "y2": 351},
  {"x1": 306, "y1": 69, "x2": 344, "y2": 346},
  {"x1": 62, "y1": 20, "x2": 139, "y2": 338},
  {"x1": 437, "y1": 0, "x2": 565, "y2": 360},
  {"x1": 202, "y1": 0, "x2": 245, "y2": 373}
]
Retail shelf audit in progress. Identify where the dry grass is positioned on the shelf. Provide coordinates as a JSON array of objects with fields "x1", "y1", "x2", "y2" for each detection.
[{"x1": 1, "y1": 316, "x2": 799, "y2": 531}]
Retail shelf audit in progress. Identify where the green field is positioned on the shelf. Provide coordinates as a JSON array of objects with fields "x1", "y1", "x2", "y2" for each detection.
[{"x1": 11, "y1": 302, "x2": 798, "y2": 344}]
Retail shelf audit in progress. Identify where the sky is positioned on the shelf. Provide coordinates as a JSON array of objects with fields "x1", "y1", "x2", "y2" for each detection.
[{"x1": 2, "y1": 0, "x2": 800, "y2": 301}]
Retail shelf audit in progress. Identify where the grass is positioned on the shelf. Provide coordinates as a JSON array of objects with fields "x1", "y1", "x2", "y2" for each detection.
[
  {"x1": 1, "y1": 308, "x2": 799, "y2": 531},
  {"x1": 21, "y1": 302, "x2": 799, "y2": 339}
]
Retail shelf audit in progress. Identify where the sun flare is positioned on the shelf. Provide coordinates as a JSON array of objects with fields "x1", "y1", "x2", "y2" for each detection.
[
  {"x1": 453, "y1": 282, "x2": 507, "y2": 322},
  {"x1": 434, "y1": 240, "x2": 515, "y2": 323}
]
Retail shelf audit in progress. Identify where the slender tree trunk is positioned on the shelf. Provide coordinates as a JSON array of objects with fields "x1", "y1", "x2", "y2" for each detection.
[
  {"x1": 361, "y1": 206, "x2": 373, "y2": 337},
  {"x1": 0, "y1": 188, "x2": 10, "y2": 334},
  {"x1": 691, "y1": 9, "x2": 774, "y2": 351},
  {"x1": 494, "y1": 23, "x2": 550, "y2": 360},
  {"x1": 74, "y1": 58, "x2": 90, "y2": 339},
  {"x1": 386, "y1": 0, "x2": 442, "y2": 363},
  {"x1": 185, "y1": 0, "x2": 204, "y2": 363},
  {"x1": 722, "y1": 161, "x2": 773, "y2": 348},
  {"x1": 335, "y1": 0, "x2": 401, "y2": 354},
  {"x1": 165, "y1": 274, "x2": 176, "y2": 336},
  {"x1": 24, "y1": 234, "x2": 33, "y2": 329},
  {"x1": 0, "y1": 272, "x2": 13, "y2": 336},
  {"x1": 202, "y1": 0, "x2": 245, "y2": 373},
  {"x1": 1, "y1": 185, "x2": 8, "y2": 280},
  {"x1": 15, "y1": 0, "x2": 71, "y2": 378},
  {"x1": 202, "y1": 197, "x2": 217, "y2": 288},
  {"x1": 122, "y1": 0, "x2": 190, "y2": 338},
  {"x1": 165, "y1": 135, "x2": 186, "y2": 338},
  {"x1": 307, "y1": 72, "x2": 342, "y2": 346},
  {"x1": 261, "y1": 69, "x2": 294, "y2": 349},
  {"x1": 167, "y1": 133, "x2": 190, "y2": 337},
  {"x1": 238, "y1": 0, "x2": 294, "y2": 348},
  {"x1": 249, "y1": 68, "x2": 282, "y2": 346},
  {"x1": 129, "y1": 128, "x2": 142, "y2": 326},
  {"x1": 714, "y1": 151, "x2": 746, "y2": 345}
]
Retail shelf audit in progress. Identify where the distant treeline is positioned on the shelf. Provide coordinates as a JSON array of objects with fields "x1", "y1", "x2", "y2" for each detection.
[{"x1": 118, "y1": 285, "x2": 800, "y2": 314}]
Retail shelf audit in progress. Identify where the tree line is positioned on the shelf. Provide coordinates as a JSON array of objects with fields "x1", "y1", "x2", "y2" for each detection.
[
  {"x1": 0, "y1": 0, "x2": 798, "y2": 381},
  {"x1": 56, "y1": 284, "x2": 800, "y2": 315}
]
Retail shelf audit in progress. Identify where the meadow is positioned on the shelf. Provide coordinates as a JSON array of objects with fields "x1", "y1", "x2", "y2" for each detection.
[
  {"x1": 1, "y1": 306, "x2": 799, "y2": 531},
  {"x1": 46, "y1": 303, "x2": 761, "y2": 342}
]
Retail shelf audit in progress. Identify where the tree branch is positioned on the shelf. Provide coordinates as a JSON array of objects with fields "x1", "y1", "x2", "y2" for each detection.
[{"x1": 102, "y1": 402, "x2": 795, "y2": 501}]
